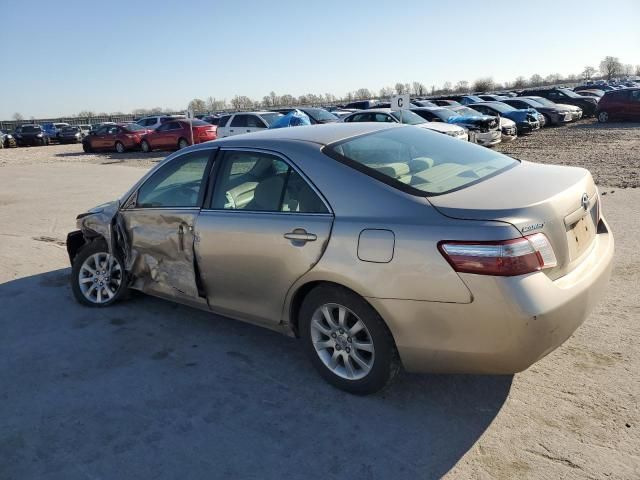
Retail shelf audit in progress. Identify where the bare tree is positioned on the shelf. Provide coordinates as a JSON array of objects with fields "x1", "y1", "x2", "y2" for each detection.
[
  {"x1": 394, "y1": 82, "x2": 405, "y2": 94},
  {"x1": 472, "y1": 77, "x2": 494, "y2": 92},
  {"x1": 544, "y1": 73, "x2": 561, "y2": 85},
  {"x1": 379, "y1": 86, "x2": 393, "y2": 99},
  {"x1": 411, "y1": 81, "x2": 426, "y2": 96},
  {"x1": 623, "y1": 64, "x2": 634, "y2": 76},
  {"x1": 513, "y1": 76, "x2": 527, "y2": 88},
  {"x1": 324, "y1": 93, "x2": 337, "y2": 103},
  {"x1": 355, "y1": 88, "x2": 371, "y2": 99},
  {"x1": 77, "y1": 110, "x2": 95, "y2": 118},
  {"x1": 455, "y1": 80, "x2": 469, "y2": 93},
  {"x1": 279, "y1": 94, "x2": 295, "y2": 106},
  {"x1": 636, "y1": 65, "x2": 640, "y2": 76},
  {"x1": 530, "y1": 74, "x2": 543, "y2": 86},
  {"x1": 404, "y1": 83, "x2": 411, "y2": 95},
  {"x1": 442, "y1": 81, "x2": 452, "y2": 93},
  {"x1": 582, "y1": 66, "x2": 596, "y2": 80},
  {"x1": 230, "y1": 96, "x2": 253, "y2": 110},
  {"x1": 188, "y1": 98, "x2": 206, "y2": 113},
  {"x1": 12, "y1": 112, "x2": 23, "y2": 121},
  {"x1": 600, "y1": 56, "x2": 623, "y2": 80}
]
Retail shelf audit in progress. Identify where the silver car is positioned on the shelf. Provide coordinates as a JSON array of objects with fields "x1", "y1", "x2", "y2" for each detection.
[{"x1": 67, "y1": 123, "x2": 614, "y2": 394}]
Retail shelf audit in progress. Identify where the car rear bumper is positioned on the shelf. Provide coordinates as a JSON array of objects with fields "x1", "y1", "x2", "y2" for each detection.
[
  {"x1": 472, "y1": 130, "x2": 501, "y2": 146},
  {"x1": 368, "y1": 219, "x2": 614, "y2": 374}
]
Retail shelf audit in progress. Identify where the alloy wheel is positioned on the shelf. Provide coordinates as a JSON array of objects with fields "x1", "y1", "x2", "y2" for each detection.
[
  {"x1": 310, "y1": 303, "x2": 375, "y2": 380},
  {"x1": 78, "y1": 252, "x2": 123, "y2": 304},
  {"x1": 598, "y1": 111, "x2": 608, "y2": 123}
]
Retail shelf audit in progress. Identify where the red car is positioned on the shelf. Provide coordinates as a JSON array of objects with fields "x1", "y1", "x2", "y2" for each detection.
[
  {"x1": 597, "y1": 87, "x2": 640, "y2": 123},
  {"x1": 140, "y1": 119, "x2": 217, "y2": 152},
  {"x1": 82, "y1": 123, "x2": 151, "y2": 153}
]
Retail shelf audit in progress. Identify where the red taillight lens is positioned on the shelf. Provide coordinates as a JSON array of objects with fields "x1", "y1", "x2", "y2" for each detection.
[{"x1": 439, "y1": 233, "x2": 557, "y2": 276}]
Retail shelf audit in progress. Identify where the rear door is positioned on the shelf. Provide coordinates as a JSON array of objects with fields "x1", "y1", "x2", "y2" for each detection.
[
  {"x1": 195, "y1": 149, "x2": 333, "y2": 326},
  {"x1": 228, "y1": 114, "x2": 248, "y2": 136},
  {"x1": 119, "y1": 149, "x2": 215, "y2": 305},
  {"x1": 629, "y1": 90, "x2": 640, "y2": 120}
]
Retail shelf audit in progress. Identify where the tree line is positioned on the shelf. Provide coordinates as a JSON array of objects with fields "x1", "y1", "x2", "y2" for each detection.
[{"x1": 11, "y1": 56, "x2": 639, "y2": 121}]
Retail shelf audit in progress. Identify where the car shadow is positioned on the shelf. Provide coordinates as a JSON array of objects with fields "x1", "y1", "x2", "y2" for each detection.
[
  {"x1": 572, "y1": 121, "x2": 640, "y2": 130},
  {"x1": 0, "y1": 269, "x2": 513, "y2": 479}
]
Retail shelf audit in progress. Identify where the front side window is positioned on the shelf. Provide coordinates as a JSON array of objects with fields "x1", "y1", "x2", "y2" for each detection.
[
  {"x1": 96, "y1": 126, "x2": 109, "y2": 135},
  {"x1": 230, "y1": 115, "x2": 248, "y2": 127},
  {"x1": 210, "y1": 151, "x2": 328, "y2": 213},
  {"x1": 324, "y1": 126, "x2": 517, "y2": 196},
  {"x1": 136, "y1": 151, "x2": 211, "y2": 208}
]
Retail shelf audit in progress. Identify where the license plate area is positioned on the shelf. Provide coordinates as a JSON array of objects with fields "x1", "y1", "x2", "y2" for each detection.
[{"x1": 566, "y1": 213, "x2": 596, "y2": 260}]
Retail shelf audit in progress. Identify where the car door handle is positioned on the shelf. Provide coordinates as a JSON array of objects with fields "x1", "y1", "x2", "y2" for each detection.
[
  {"x1": 284, "y1": 229, "x2": 317, "y2": 243},
  {"x1": 178, "y1": 224, "x2": 193, "y2": 251}
]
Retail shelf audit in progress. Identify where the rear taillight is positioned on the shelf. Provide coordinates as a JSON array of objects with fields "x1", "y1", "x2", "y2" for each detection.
[{"x1": 439, "y1": 233, "x2": 557, "y2": 276}]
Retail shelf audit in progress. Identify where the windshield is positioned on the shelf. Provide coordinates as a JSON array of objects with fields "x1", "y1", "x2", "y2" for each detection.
[
  {"x1": 306, "y1": 108, "x2": 338, "y2": 122},
  {"x1": 432, "y1": 108, "x2": 459, "y2": 121},
  {"x1": 465, "y1": 95, "x2": 484, "y2": 103},
  {"x1": 260, "y1": 113, "x2": 284, "y2": 126},
  {"x1": 54, "y1": 123, "x2": 68, "y2": 128},
  {"x1": 62, "y1": 127, "x2": 79, "y2": 133},
  {"x1": 484, "y1": 103, "x2": 516, "y2": 113},
  {"x1": 453, "y1": 107, "x2": 484, "y2": 117},
  {"x1": 324, "y1": 126, "x2": 517, "y2": 196},
  {"x1": 22, "y1": 126, "x2": 41, "y2": 133},
  {"x1": 414, "y1": 100, "x2": 437, "y2": 107},
  {"x1": 559, "y1": 88, "x2": 582, "y2": 98},
  {"x1": 528, "y1": 97, "x2": 555, "y2": 107},
  {"x1": 122, "y1": 123, "x2": 146, "y2": 131},
  {"x1": 390, "y1": 110, "x2": 426, "y2": 125}
]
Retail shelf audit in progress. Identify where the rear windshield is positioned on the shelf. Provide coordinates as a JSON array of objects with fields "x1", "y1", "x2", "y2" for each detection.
[
  {"x1": 306, "y1": 108, "x2": 338, "y2": 122},
  {"x1": 324, "y1": 127, "x2": 517, "y2": 196},
  {"x1": 260, "y1": 112, "x2": 284, "y2": 126},
  {"x1": 187, "y1": 119, "x2": 209, "y2": 126}
]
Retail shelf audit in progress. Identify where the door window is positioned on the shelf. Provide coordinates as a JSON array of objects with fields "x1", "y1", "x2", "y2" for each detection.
[
  {"x1": 230, "y1": 115, "x2": 248, "y2": 127},
  {"x1": 210, "y1": 151, "x2": 328, "y2": 213},
  {"x1": 218, "y1": 115, "x2": 231, "y2": 127},
  {"x1": 106, "y1": 126, "x2": 118, "y2": 135},
  {"x1": 96, "y1": 126, "x2": 109, "y2": 135},
  {"x1": 165, "y1": 121, "x2": 182, "y2": 130},
  {"x1": 136, "y1": 151, "x2": 211, "y2": 208},
  {"x1": 246, "y1": 115, "x2": 266, "y2": 128}
]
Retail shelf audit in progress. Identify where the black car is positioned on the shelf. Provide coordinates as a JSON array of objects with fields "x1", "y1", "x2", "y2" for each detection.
[
  {"x1": 502, "y1": 97, "x2": 573, "y2": 126},
  {"x1": 518, "y1": 88, "x2": 598, "y2": 116},
  {"x1": 271, "y1": 107, "x2": 339, "y2": 124},
  {"x1": 431, "y1": 99, "x2": 462, "y2": 107},
  {"x1": 1, "y1": 129, "x2": 17, "y2": 148},
  {"x1": 342, "y1": 100, "x2": 380, "y2": 110},
  {"x1": 58, "y1": 126, "x2": 83, "y2": 144},
  {"x1": 14, "y1": 125, "x2": 50, "y2": 146}
]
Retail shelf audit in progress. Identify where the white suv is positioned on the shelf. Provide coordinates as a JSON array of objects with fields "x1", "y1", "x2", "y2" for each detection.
[
  {"x1": 216, "y1": 111, "x2": 283, "y2": 137},
  {"x1": 135, "y1": 115, "x2": 185, "y2": 131}
]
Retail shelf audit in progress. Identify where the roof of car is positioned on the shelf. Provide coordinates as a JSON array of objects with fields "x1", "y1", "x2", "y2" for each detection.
[{"x1": 208, "y1": 123, "x2": 401, "y2": 147}]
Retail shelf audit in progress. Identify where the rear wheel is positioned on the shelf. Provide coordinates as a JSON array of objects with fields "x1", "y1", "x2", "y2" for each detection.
[
  {"x1": 71, "y1": 240, "x2": 127, "y2": 308},
  {"x1": 299, "y1": 285, "x2": 400, "y2": 395},
  {"x1": 178, "y1": 137, "x2": 189, "y2": 149},
  {"x1": 115, "y1": 141, "x2": 125, "y2": 153},
  {"x1": 82, "y1": 141, "x2": 93, "y2": 153},
  {"x1": 141, "y1": 140, "x2": 151, "y2": 153},
  {"x1": 598, "y1": 111, "x2": 609, "y2": 123}
]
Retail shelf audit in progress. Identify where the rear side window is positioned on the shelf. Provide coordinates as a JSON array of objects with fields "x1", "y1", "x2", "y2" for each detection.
[
  {"x1": 230, "y1": 115, "x2": 248, "y2": 127},
  {"x1": 324, "y1": 126, "x2": 517, "y2": 196},
  {"x1": 217, "y1": 115, "x2": 231, "y2": 127},
  {"x1": 246, "y1": 115, "x2": 265, "y2": 128}
]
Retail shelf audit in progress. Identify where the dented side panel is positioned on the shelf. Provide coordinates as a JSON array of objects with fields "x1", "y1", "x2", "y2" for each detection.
[{"x1": 119, "y1": 208, "x2": 203, "y2": 302}]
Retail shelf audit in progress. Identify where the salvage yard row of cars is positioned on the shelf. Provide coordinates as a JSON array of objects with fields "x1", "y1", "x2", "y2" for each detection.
[{"x1": 2, "y1": 82, "x2": 639, "y2": 151}]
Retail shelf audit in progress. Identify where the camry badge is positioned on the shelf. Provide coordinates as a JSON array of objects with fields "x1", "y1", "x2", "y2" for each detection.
[
  {"x1": 581, "y1": 193, "x2": 589, "y2": 211},
  {"x1": 522, "y1": 223, "x2": 544, "y2": 233}
]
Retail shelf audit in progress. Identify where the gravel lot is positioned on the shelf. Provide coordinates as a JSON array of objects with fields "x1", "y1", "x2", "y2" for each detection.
[{"x1": 0, "y1": 123, "x2": 639, "y2": 479}]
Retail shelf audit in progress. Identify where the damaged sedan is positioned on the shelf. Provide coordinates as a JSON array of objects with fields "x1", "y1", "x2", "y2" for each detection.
[{"x1": 68, "y1": 123, "x2": 614, "y2": 394}]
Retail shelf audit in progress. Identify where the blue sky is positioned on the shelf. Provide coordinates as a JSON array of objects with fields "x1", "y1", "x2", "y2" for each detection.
[{"x1": 1, "y1": 0, "x2": 638, "y2": 118}]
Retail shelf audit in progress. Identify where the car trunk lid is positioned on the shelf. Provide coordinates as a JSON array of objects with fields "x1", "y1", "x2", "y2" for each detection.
[{"x1": 428, "y1": 161, "x2": 599, "y2": 279}]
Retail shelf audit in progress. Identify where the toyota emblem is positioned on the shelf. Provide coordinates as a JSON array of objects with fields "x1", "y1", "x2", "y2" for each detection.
[{"x1": 581, "y1": 193, "x2": 589, "y2": 211}]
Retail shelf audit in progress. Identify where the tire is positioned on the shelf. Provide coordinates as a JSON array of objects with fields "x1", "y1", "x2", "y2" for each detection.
[
  {"x1": 542, "y1": 114, "x2": 552, "y2": 127},
  {"x1": 71, "y1": 240, "x2": 128, "y2": 308},
  {"x1": 598, "y1": 111, "x2": 609, "y2": 123},
  {"x1": 299, "y1": 285, "x2": 400, "y2": 395},
  {"x1": 40, "y1": 138, "x2": 46, "y2": 146},
  {"x1": 115, "y1": 141, "x2": 125, "y2": 153},
  {"x1": 178, "y1": 137, "x2": 189, "y2": 149},
  {"x1": 82, "y1": 141, "x2": 93, "y2": 153},
  {"x1": 140, "y1": 140, "x2": 151, "y2": 153}
]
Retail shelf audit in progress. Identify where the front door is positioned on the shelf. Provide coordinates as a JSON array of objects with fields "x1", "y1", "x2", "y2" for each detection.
[
  {"x1": 195, "y1": 149, "x2": 333, "y2": 326},
  {"x1": 119, "y1": 149, "x2": 214, "y2": 304}
]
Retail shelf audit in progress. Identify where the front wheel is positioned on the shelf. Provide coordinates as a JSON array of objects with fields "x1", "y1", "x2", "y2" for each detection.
[
  {"x1": 178, "y1": 138, "x2": 189, "y2": 149},
  {"x1": 299, "y1": 285, "x2": 400, "y2": 395},
  {"x1": 598, "y1": 111, "x2": 609, "y2": 123},
  {"x1": 82, "y1": 141, "x2": 93, "y2": 153},
  {"x1": 114, "y1": 141, "x2": 125, "y2": 153},
  {"x1": 71, "y1": 241, "x2": 127, "y2": 307},
  {"x1": 140, "y1": 140, "x2": 151, "y2": 153}
]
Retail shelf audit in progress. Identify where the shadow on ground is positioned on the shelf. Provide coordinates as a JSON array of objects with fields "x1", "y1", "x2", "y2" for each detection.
[
  {"x1": 572, "y1": 121, "x2": 640, "y2": 130},
  {"x1": 55, "y1": 150, "x2": 166, "y2": 162},
  {"x1": 0, "y1": 269, "x2": 512, "y2": 480}
]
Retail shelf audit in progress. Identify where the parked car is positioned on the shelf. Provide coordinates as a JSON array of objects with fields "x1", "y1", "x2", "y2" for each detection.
[
  {"x1": 141, "y1": 119, "x2": 217, "y2": 152},
  {"x1": 596, "y1": 87, "x2": 640, "y2": 122},
  {"x1": 66, "y1": 123, "x2": 614, "y2": 394},
  {"x1": 410, "y1": 106, "x2": 501, "y2": 147},
  {"x1": 135, "y1": 115, "x2": 185, "y2": 130},
  {"x1": 576, "y1": 89, "x2": 604, "y2": 98},
  {"x1": 330, "y1": 109, "x2": 359, "y2": 119},
  {"x1": 502, "y1": 97, "x2": 573, "y2": 125},
  {"x1": 497, "y1": 117, "x2": 518, "y2": 142},
  {"x1": 58, "y1": 126, "x2": 83, "y2": 144},
  {"x1": 469, "y1": 102, "x2": 540, "y2": 134},
  {"x1": 478, "y1": 94, "x2": 509, "y2": 102},
  {"x1": 341, "y1": 108, "x2": 468, "y2": 140},
  {"x1": 42, "y1": 122, "x2": 70, "y2": 141},
  {"x1": 82, "y1": 123, "x2": 151, "y2": 153},
  {"x1": 519, "y1": 88, "x2": 598, "y2": 116},
  {"x1": 432, "y1": 99, "x2": 462, "y2": 107},
  {"x1": 447, "y1": 95, "x2": 486, "y2": 105},
  {"x1": 1, "y1": 129, "x2": 17, "y2": 148},
  {"x1": 343, "y1": 100, "x2": 381, "y2": 110},
  {"x1": 521, "y1": 96, "x2": 583, "y2": 121},
  {"x1": 411, "y1": 99, "x2": 438, "y2": 108},
  {"x1": 216, "y1": 111, "x2": 283, "y2": 138},
  {"x1": 574, "y1": 84, "x2": 615, "y2": 92},
  {"x1": 14, "y1": 124, "x2": 50, "y2": 146},
  {"x1": 272, "y1": 107, "x2": 339, "y2": 124},
  {"x1": 78, "y1": 124, "x2": 92, "y2": 137}
]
